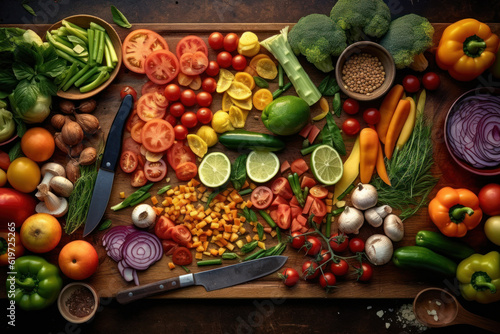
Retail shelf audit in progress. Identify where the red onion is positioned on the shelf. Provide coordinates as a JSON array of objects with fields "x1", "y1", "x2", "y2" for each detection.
[
  {"x1": 447, "y1": 94, "x2": 500, "y2": 169},
  {"x1": 102, "y1": 226, "x2": 136, "y2": 262},
  {"x1": 121, "y1": 230, "x2": 163, "y2": 271}
]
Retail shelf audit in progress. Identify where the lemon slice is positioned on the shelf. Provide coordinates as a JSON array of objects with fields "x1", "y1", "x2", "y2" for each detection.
[
  {"x1": 234, "y1": 72, "x2": 256, "y2": 90},
  {"x1": 228, "y1": 106, "x2": 248, "y2": 128},
  {"x1": 230, "y1": 96, "x2": 253, "y2": 111},
  {"x1": 227, "y1": 81, "x2": 252, "y2": 100},
  {"x1": 238, "y1": 42, "x2": 260, "y2": 57},
  {"x1": 239, "y1": 32, "x2": 259, "y2": 46},
  {"x1": 310, "y1": 145, "x2": 343, "y2": 185},
  {"x1": 256, "y1": 58, "x2": 278, "y2": 80},
  {"x1": 246, "y1": 150, "x2": 280, "y2": 183},
  {"x1": 222, "y1": 92, "x2": 234, "y2": 112},
  {"x1": 187, "y1": 134, "x2": 208, "y2": 158},
  {"x1": 198, "y1": 152, "x2": 231, "y2": 188},
  {"x1": 216, "y1": 69, "x2": 234, "y2": 93}
]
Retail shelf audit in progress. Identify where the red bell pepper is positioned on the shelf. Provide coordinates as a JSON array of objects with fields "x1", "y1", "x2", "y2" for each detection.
[{"x1": 0, "y1": 188, "x2": 37, "y2": 228}]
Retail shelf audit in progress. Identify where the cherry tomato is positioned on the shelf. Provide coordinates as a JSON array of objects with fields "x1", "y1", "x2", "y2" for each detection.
[
  {"x1": 202, "y1": 77, "x2": 217, "y2": 93},
  {"x1": 304, "y1": 236, "x2": 322, "y2": 256},
  {"x1": 342, "y1": 118, "x2": 361, "y2": 136},
  {"x1": 144, "y1": 159, "x2": 167, "y2": 182},
  {"x1": 196, "y1": 108, "x2": 213, "y2": 124},
  {"x1": 251, "y1": 186, "x2": 273, "y2": 209},
  {"x1": 164, "y1": 84, "x2": 181, "y2": 101},
  {"x1": 223, "y1": 33, "x2": 239, "y2": 52},
  {"x1": 302, "y1": 260, "x2": 319, "y2": 280},
  {"x1": 309, "y1": 185, "x2": 328, "y2": 199},
  {"x1": 422, "y1": 72, "x2": 441, "y2": 91},
  {"x1": 208, "y1": 32, "x2": 224, "y2": 50},
  {"x1": 120, "y1": 86, "x2": 138, "y2": 100},
  {"x1": 172, "y1": 246, "x2": 193, "y2": 266},
  {"x1": 175, "y1": 161, "x2": 198, "y2": 181},
  {"x1": 330, "y1": 259, "x2": 349, "y2": 276},
  {"x1": 319, "y1": 272, "x2": 336, "y2": 289},
  {"x1": 205, "y1": 61, "x2": 220, "y2": 77},
  {"x1": 196, "y1": 91, "x2": 213, "y2": 107},
  {"x1": 130, "y1": 169, "x2": 147, "y2": 187},
  {"x1": 478, "y1": 183, "x2": 500, "y2": 216},
  {"x1": 310, "y1": 199, "x2": 327, "y2": 217},
  {"x1": 343, "y1": 98, "x2": 359, "y2": 115},
  {"x1": 217, "y1": 51, "x2": 233, "y2": 68},
  {"x1": 180, "y1": 111, "x2": 198, "y2": 128},
  {"x1": 363, "y1": 108, "x2": 381, "y2": 125},
  {"x1": 318, "y1": 249, "x2": 332, "y2": 265},
  {"x1": 169, "y1": 102, "x2": 185, "y2": 118},
  {"x1": 232, "y1": 54, "x2": 247, "y2": 71},
  {"x1": 164, "y1": 114, "x2": 177, "y2": 127},
  {"x1": 270, "y1": 177, "x2": 293, "y2": 200},
  {"x1": 154, "y1": 216, "x2": 175, "y2": 240},
  {"x1": 402, "y1": 74, "x2": 420, "y2": 93},
  {"x1": 120, "y1": 151, "x2": 138, "y2": 173},
  {"x1": 174, "y1": 124, "x2": 188, "y2": 140},
  {"x1": 180, "y1": 89, "x2": 196, "y2": 107},
  {"x1": 357, "y1": 262, "x2": 373, "y2": 282},
  {"x1": 290, "y1": 232, "x2": 306, "y2": 249},
  {"x1": 349, "y1": 237, "x2": 365, "y2": 253},
  {"x1": 329, "y1": 233, "x2": 349, "y2": 253},
  {"x1": 280, "y1": 268, "x2": 300, "y2": 287}
]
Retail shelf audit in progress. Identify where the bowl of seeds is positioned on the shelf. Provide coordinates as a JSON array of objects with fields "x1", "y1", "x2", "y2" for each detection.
[
  {"x1": 335, "y1": 41, "x2": 395, "y2": 101},
  {"x1": 58, "y1": 282, "x2": 99, "y2": 323}
]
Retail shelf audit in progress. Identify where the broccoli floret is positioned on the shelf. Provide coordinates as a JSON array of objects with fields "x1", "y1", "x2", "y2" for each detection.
[
  {"x1": 288, "y1": 14, "x2": 347, "y2": 73},
  {"x1": 330, "y1": 0, "x2": 391, "y2": 43},
  {"x1": 379, "y1": 14, "x2": 434, "y2": 71}
]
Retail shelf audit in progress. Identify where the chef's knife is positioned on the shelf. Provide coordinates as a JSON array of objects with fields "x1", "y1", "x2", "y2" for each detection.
[
  {"x1": 83, "y1": 94, "x2": 134, "y2": 237},
  {"x1": 116, "y1": 256, "x2": 287, "y2": 304}
]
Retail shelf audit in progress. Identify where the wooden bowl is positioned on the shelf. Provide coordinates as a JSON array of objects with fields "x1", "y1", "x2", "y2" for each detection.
[
  {"x1": 335, "y1": 41, "x2": 395, "y2": 102},
  {"x1": 48, "y1": 15, "x2": 122, "y2": 100},
  {"x1": 58, "y1": 282, "x2": 99, "y2": 323}
]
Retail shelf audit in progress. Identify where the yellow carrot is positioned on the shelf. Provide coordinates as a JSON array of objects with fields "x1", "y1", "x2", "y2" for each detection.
[
  {"x1": 376, "y1": 84, "x2": 404, "y2": 144},
  {"x1": 333, "y1": 136, "x2": 360, "y2": 204},
  {"x1": 359, "y1": 128, "x2": 379, "y2": 184},
  {"x1": 384, "y1": 99, "x2": 411, "y2": 159},
  {"x1": 376, "y1": 140, "x2": 391, "y2": 186},
  {"x1": 396, "y1": 96, "x2": 416, "y2": 150}
]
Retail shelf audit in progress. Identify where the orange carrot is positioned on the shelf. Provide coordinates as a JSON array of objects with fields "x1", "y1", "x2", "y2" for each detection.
[
  {"x1": 359, "y1": 127, "x2": 379, "y2": 184},
  {"x1": 376, "y1": 84, "x2": 404, "y2": 144},
  {"x1": 384, "y1": 99, "x2": 411, "y2": 159},
  {"x1": 376, "y1": 140, "x2": 391, "y2": 186}
]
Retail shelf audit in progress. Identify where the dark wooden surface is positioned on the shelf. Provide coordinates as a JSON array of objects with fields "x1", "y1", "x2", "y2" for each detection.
[{"x1": 2, "y1": 1, "x2": 500, "y2": 333}]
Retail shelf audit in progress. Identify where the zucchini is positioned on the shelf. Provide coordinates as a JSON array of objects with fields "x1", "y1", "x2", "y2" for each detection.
[
  {"x1": 218, "y1": 130, "x2": 285, "y2": 152},
  {"x1": 415, "y1": 230, "x2": 475, "y2": 261},
  {"x1": 392, "y1": 246, "x2": 457, "y2": 278}
]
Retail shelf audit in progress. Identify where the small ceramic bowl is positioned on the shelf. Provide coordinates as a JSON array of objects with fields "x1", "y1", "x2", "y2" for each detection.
[
  {"x1": 335, "y1": 41, "x2": 395, "y2": 101},
  {"x1": 58, "y1": 282, "x2": 99, "y2": 323},
  {"x1": 47, "y1": 14, "x2": 122, "y2": 100}
]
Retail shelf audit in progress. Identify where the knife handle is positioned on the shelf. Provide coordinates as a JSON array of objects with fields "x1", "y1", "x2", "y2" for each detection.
[
  {"x1": 100, "y1": 94, "x2": 134, "y2": 172},
  {"x1": 116, "y1": 273, "x2": 194, "y2": 304}
]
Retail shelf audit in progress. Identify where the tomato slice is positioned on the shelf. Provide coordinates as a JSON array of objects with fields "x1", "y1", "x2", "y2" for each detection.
[
  {"x1": 310, "y1": 198, "x2": 327, "y2": 218},
  {"x1": 120, "y1": 150, "x2": 138, "y2": 173},
  {"x1": 131, "y1": 169, "x2": 147, "y2": 187},
  {"x1": 144, "y1": 159, "x2": 167, "y2": 182},
  {"x1": 300, "y1": 175, "x2": 316, "y2": 189},
  {"x1": 122, "y1": 29, "x2": 169, "y2": 74},
  {"x1": 171, "y1": 225, "x2": 192, "y2": 246},
  {"x1": 270, "y1": 177, "x2": 293, "y2": 200},
  {"x1": 126, "y1": 110, "x2": 141, "y2": 132},
  {"x1": 276, "y1": 204, "x2": 291, "y2": 229},
  {"x1": 130, "y1": 120, "x2": 146, "y2": 144},
  {"x1": 166, "y1": 141, "x2": 196, "y2": 170},
  {"x1": 141, "y1": 81, "x2": 167, "y2": 96},
  {"x1": 176, "y1": 35, "x2": 208, "y2": 59},
  {"x1": 175, "y1": 161, "x2": 198, "y2": 181},
  {"x1": 144, "y1": 49, "x2": 180, "y2": 85},
  {"x1": 251, "y1": 186, "x2": 274, "y2": 210},
  {"x1": 141, "y1": 119, "x2": 175, "y2": 153},
  {"x1": 154, "y1": 216, "x2": 176, "y2": 240},
  {"x1": 172, "y1": 246, "x2": 193, "y2": 265},
  {"x1": 136, "y1": 93, "x2": 167, "y2": 122},
  {"x1": 291, "y1": 158, "x2": 309, "y2": 176},
  {"x1": 309, "y1": 185, "x2": 328, "y2": 199},
  {"x1": 122, "y1": 136, "x2": 141, "y2": 155},
  {"x1": 179, "y1": 51, "x2": 209, "y2": 76},
  {"x1": 161, "y1": 240, "x2": 179, "y2": 255}
]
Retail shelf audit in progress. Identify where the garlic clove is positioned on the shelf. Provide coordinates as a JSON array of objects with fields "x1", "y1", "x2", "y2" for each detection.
[
  {"x1": 338, "y1": 206, "x2": 364, "y2": 234},
  {"x1": 351, "y1": 183, "x2": 378, "y2": 210}
]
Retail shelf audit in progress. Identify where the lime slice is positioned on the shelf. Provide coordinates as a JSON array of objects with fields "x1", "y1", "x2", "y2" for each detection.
[
  {"x1": 198, "y1": 152, "x2": 231, "y2": 188},
  {"x1": 246, "y1": 150, "x2": 280, "y2": 183},
  {"x1": 310, "y1": 145, "x2": 343, "y2": 185}
]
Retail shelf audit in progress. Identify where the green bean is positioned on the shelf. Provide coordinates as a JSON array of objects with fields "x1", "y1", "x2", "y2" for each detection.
[
  {"x1": 55, "y1": 49, "x2": 86, "y2": 67},
  {"x1": 337, "y1": 183, "x2": 355, "y2": 201},
  {"x1": 90, "y1": 21, "x2": 106, "y2": 31},
  {"x1": 53, "y1": 35, "x2": 73, "y2": 48},
  {"x1": 197, "y1": 259, "x2": 222, "y2": 266},
  {"x1": 258, "y1": 210, "x2": 276, "y2": 228},
  {"x1": 104, "y1": 44, "x2": 112, "y2": 67},
  {"x1": 238, "y1": 188, "x2": 252, "y2": 196},
  {"x1": 157, "y1": 185, "x2": 171, "y2": 195},
  {"x1": 87, "y1": 29, "x2": 95, "y2": 65},
  {"x1": 96, "y1": 29, "x2": 105, "y2": 64},
  {"x1": 58, "y1": 62, "x2": 78, "y2": 90},
  {"x1": 61, "y1": 21, "x2": 88, "y2": 44},
  {"x1": 105, "y1": 34, "x2": 118, "y2": 65},
  {"x1": 272, "y1": 82, "x2": 292, "y2": 99},
  {"x1": 278, "y1": 64, "x2": 284, "y2": 88},
  {"x1": 62, "y1": 64, "x2": 90, "y2": 92},
  {"x1": 46, "y1": 31, "x2": 80, "y2": 58},
  {"x1": 222, "y1": 253, "x2": 240, "y2": 260},
  {"x1": 332, "y1": 207, "x2": 345, "y2": 216},
  {"x1": 63, "y1": 20, "x2": 87, "y2": 34},
  {"x1": 243, "y1": 249, "x2": 266, "y2": 261},
  {"x1": 79, "y1": 70, "x2": 109, "y2": 93},
  {"x1": 240, "y1": 240, "x2": 258, "y2": 254}
]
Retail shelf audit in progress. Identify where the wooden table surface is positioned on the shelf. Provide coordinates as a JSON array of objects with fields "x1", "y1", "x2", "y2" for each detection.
[{"x1": 2, "y1": 1, "x2": 500, "y2": 333}]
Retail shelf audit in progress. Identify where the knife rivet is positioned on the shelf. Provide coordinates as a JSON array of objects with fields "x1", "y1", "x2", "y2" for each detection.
[
  {"x1": 172, "y1": 281, "x2": 176, "y2": 286},
  {"x1": 159, "y1": 284, "x2": 164, "y2": 289},
  {"x1": 128, "y1": 292, "x2": 133, "y2": 297},
  {"x1": 106, "y1": 162, "x2": 111, "y2": 167}
]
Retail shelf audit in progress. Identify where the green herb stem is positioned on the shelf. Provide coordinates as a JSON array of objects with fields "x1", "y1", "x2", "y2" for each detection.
[
  {"x1": 272, "y1": 82, "x2": 292, "y2": 99},
  {"x1": 258, "y1": 210, "x2": 277, "y2": 228},
  {"x1": 197, "y1": 259, "x2": 222, "y2": 266}
]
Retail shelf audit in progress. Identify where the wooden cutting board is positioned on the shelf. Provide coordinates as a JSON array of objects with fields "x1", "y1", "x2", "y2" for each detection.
[{"x1": 1, "y1": 23, "x2": 497, "y2": 299}]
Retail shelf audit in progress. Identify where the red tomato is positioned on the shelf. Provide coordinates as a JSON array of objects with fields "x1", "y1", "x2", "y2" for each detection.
[
  {"x1": 310, "y1": 198, "x2": 327, "y2": 217},
  {"x1": 164, "y1": 114, "x2": 177, "y2": 127},
  {"x1": 161, "y1": 240, "x2": 179, "y2": 255},
  {"x1": 270, "y1": 177, "x2": 293, "y2": 200},
  {"x1": 136, "y1": 93, "x2": 167, "y2": 122},
  {"x1": 276, "y1": 204, "x2": 291, "y2": 229},
  {"x1": 141, "y1": 81, "x2": 167, "y2": 96},
  {"x1": 197, "y1": 108, "x2": 213, "y2": 124},
  {"x1": 319, "y1": 272, "x2": 336, "y2": 289},
  {"x1": 154, "y1": 216, "x2": 175, "y2": 239},
  {"x1": 181, "y1": 111, "x2": 198, "y2": 128},
  {"x1": 309, "y1": 185, "x2": 328, "y2": 199},
  {"x1": 131, "y1": 169, "x2": 147, "y2": 187},
  {"x1": 130, "y1": 120, "x2": 146, "y2": 144},
  {"x1": 144, "y1": 159, "x2": 167, "y2": 182},
  {"x1": 120, "y1": 150, "x2": 138, "y2": 173},
  {"x1": 126, "y1": 111, "x2": 141, "y2": 132},
  {"x1": 363, "y1": 108, "x2": 381, "y2": 125},
  {"x1": 180, "y1": 89, "x2": 197, "y2": 107},
  {"x1": 172, "y1": 246, "x2": 193, "y2": 265},
  {"x1": 120, "y1": 86, "x2": 138, "y2": 100},
  {"x1": 343, "y1": 98, "x2": 359, "y2": 115},
  {"x1": 217, "y1": 51, "x2": 233, "y2": 68},
  {"x1": 144, "y1": 50, "x2": 180, "y2": 85},
  {"x1": 290, "y1": 158, "x2": 309, "y2": 176},
  {"x1": 422, "y1": 72, "x2": 440, "y2": 91},
  {"x1": 300, "y1": 176, "x2": 316, "y2": 189},
  {"x1": 290, "y1": 231, "x2": 306, "y2": 249},
  {"x1": 164, "y1": 84, "x2": 181, "y2": 101},
  {"x1": 232, "y1": 55, "x2": 247, "y2": 71},
  {"x1": 179, "y1": 51, "x2": 209, "y2": 76},
  {"x1": 478, "y1": 183, "x2": 500, "y2": 216},
  {"x1": 318, "y1": 249, "x2": 332, "y2": 265},
  {"x1": 280, "y1": 268, "x2": 300, "y2": 287},
  {"x1": 171, "y1": 225, "x2": 192, "y2": 245},
  {"x1": 166, "y1": 141, "x2": 196, "y2": 170},
  {"x1": 302, "y1": 260, "x2": 319, "y2": 280},
  {"x1": 251, "y1": 186, "x2": 274, "y2": 209},
  {"x1": 357, "y1": 262, "x2": 373, "y2": 282},
  {"x1": 122, "y1": 137, "x2": 141, "y2": 156},
  {"x1": 329, "y1": 233, "x2": 349, "y2": 253},
  {"x1": 0, "y1": 151, "x2": 11, "y2": 171},
  {"x1": 122, "y1": 29, "x2": 169, "y2": 74},
  {"x1": 176, "y1": 35, "x2": 208, "y2": 58},
  {"x1": 141, "y1": 119, "x2": 175, "y2": 152},
  {"x1": 175, "y1": 162, "x2": 198, "y2": 181},
  {"x1": 330, "y1": 259, "x2": 349, "y2": 276},
  {"x1": 202, "y1": 77, "x2": 217, "y2": 93},
  {"x1": 342, "y1": 118, "x2": 361, "y2": 136},
  {"x1": 174, "y1": 124, "x2": 188, "y2": 140},
  {"x1": 205, "y1": 61, "x2": 220, "y2": 77},
  {"x1": 223, "y1": 33, "x2": 239, "y2": 52},
  {"x1": 169, "y1": 102, "x2": 185, "y2": 117},
  {"x1": 349, "y1": 237, "x2": 365, "y2": 253},
  {"x1": 402, "y1": 74, "x2": 420, "y2": 93},
  {"x1": 208, "y1": 32, "x2": 224, "y2": 50},
  {"x1": 304, "y1": 236, "x2": 322, "y2": 256},
  {"x1": 196, "y1": 91, "x2": 213, "y2": 107}
]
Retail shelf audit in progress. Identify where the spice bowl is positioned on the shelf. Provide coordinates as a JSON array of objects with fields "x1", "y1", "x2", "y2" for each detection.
[
  {"x1": 58, "y1": 282, "x2": 99, "y2": 323},
  {"x1": 335, "y1": 41, "x2": 395, "y2": 101}
]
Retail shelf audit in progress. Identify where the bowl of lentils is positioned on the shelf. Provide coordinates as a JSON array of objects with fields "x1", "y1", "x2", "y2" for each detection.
[{"x1": 335, "y1": 41, "x2": 395, "y2": 101}]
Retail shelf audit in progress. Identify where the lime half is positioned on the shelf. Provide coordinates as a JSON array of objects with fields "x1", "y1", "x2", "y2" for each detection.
[
  {"x1": 246, "y1": 150, "x2": 280, "y2": 183},
  {"x1": 198, "y1": 152, "x2": 231, "y2": 188},
  {"x1": 310, "y1": 145, "x2": 343, "y2": 185}
]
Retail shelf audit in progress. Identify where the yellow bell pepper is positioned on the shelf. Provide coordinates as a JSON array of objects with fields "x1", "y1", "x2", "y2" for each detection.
[
  {"x1": 436, "y1": 18, "x2": 499, "y2": 81},
  {"x1": 457, "y1": 251, "x2": 500, "y2": 304}
]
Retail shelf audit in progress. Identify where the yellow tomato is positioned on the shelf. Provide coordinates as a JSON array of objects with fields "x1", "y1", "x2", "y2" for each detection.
[
  {"x1": 0, "y1": 168, "x2": 6, "y2": 187},
  {"x1": 7, "y1": 157, "x2": 40, "y2": 193},
  {"x1": 484, "y1": 216, "x2": 500, "y2": 246}
]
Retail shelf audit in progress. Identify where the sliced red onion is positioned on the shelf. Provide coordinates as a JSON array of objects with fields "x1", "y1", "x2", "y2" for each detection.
[
  {"x1": 121, "y1": 230, "x2": 163, "y2": 271},
  {"x1": 102, "y1": 226, "x2": 136, "y2": 262},
  {"x1": 447, "y1": 94, "x2": 500, "y2": 169}
]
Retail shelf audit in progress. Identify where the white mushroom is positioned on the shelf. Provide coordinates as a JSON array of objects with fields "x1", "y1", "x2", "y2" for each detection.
[
  {"x1": 351, "y1": 183, "x2": 378, "y2": 210},
  {"x1": 131, "y1": 204, "x2": 156, "y2": 229},
  {"x1": 36, "y1": 162, "x2": 65, "y2": 200},
  {"x1": 365, "y1": 205, "x2": 392, "y2": 227},
  {"x1": 338, "y1": 206, "x2": 364, "y2": 234},
  {"x1": 365, "y1": 234, "x2": 393, "y2": 265},
  {"x1": 383, "y1": 214, "x2": 404, "y2": 242},
  {"x1": 49, "y1": 176, "x2": 74, "y2": 197},
  {"x1": 35, "y1": 196, "x2": 68, "y2": 217}
]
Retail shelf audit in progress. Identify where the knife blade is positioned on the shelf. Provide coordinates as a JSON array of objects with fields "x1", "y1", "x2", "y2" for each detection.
[
  {"x1": 116, "y1": 256, "x2": 287, "y2": 304},
  {"x1": 83, "y1": 94, "x2": 134, "y2": 237}
]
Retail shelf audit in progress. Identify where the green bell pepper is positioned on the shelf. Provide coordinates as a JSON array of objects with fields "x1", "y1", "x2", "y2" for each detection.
[
  {"x1": 457, "y1": 251, "x2": 500, "y2": 304},
  {"x1": 6, "y1": 255, "x2": 63, "y2": 310}
]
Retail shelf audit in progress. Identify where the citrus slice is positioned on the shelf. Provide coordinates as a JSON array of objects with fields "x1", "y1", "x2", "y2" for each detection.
[
  {"x1": 310, "y1": 145, "x2": 343, "y2": 185},
  {"x1": 238, "y1": 43, "x2": 260, "y2": 57},
  {"x1": 145, "y1": 150, "x2": 164, "y2": 162},
  {"x1": 222, "y1": 92, "x2": 234, "y2": 112},
  {"x1": 230, "y1": 96, "x2": 253, "y2": 110},
  {"x1": 239, "y1": 32, "x2": 259, "y2": 46},
  {"x1": 246, "y1": 150, "x2": 280, "y2": 183},
  {"x1": 234, "y1": 72, "x2": 255, "y2": 90},
  {"x1": 196, "y1": 126, "x2": 218, "y2": 147},
  {"x1": 216, "y1": 69, "x2": 234, "y2": 93},
  {"x1": 226, "y1": 81, "x2": 252, "y2": 100},
  {"x1": 255, "y1": 58, "x2": 278, "y2": 79},
  {"x1": 252, "y1": 88, "x2": 273, "y2": 111},
  {"x1": 211, "y1": 110, "x2": 234, "y2": 133},
  {"x1": 198, "y1": 152, "x2": 231, "y2": 188},
  {"x1": 249, "y1": 54, "x2": 271, "y2": 70},
  {"x1": 187, "y1": 134, "x2": 208, "y2": 158},
  {"x1": 228, "y1": 106, "x2": 248, "y2": 128}
]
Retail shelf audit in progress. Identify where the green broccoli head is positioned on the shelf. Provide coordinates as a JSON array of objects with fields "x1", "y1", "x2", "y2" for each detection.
[
  {"x1": 379, "y1": 14, "x2": 434, "y2": 70},
  {"x1": 330, "y1": 0, "x2": 391, "y2": 43},
  {"x1": 288, "y1": 14, "x2": 347, "y2": 73}
]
